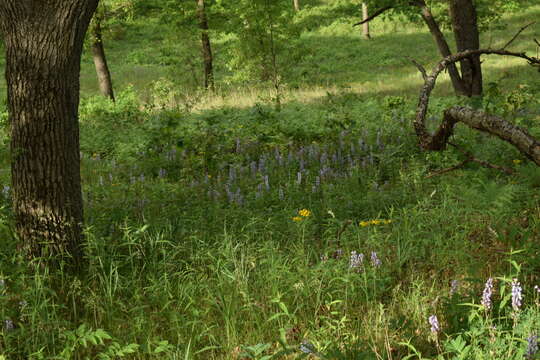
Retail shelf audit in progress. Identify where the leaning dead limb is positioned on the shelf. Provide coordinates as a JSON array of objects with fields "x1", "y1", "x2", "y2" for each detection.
[{"x1": 413, "y1": 47, "x2": 540, "y2": 167}]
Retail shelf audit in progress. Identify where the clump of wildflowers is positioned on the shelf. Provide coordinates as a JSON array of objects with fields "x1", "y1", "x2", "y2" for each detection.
[
  {"x1": 370, "y1": 251, "x2": 381, "y2": 267},
  {"x1": 450, "y1": 280, "x2": 459, "y2": 295},
  {"x1": 526, "y1": 335, "x2": 538, "y2": 360},
  {"x1": 359, "y1": 219, "x2": 392, "y2": 227},
  {"x1": 511, "y1": 278, "x2": 522, "y2": 312},
  {"x1": 428, "y1": 315, "x2": 440, "y2": 334},
  {"x1": 481, "y1": 278, "x2": 494, "y2": 310},
  {"x1": 350, "y1": 251, "x2": 364, "y2": 269},
  {"x1": 292, "y1": 216, "x2": 302, "y2": 222},
  {"x1": 298, "y1": 209, "x2": 311, "y2": 217}
]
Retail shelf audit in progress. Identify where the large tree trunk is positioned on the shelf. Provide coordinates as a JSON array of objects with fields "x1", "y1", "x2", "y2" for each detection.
[
  {"x1": 196, "y1": 0, "x2": 215, "y2": 91},
  {"x1": 293, "y1": 0, "x2": 300, "y2": 12},
  {"x1": 0, "y1": 1, "x2": 98, "y2": 267},
  {"x1": 362, "y1": 3, "x2": 371, "y2": 40},
  {"x1": 448, "y1": 0, "x2": 482, "y2": 96},
  {"x1": 414, "y1": 0, "x2": 467, "y2": 96},
  {"x1": 91, "y1": 13, "x2": 116, "y2": 102}
]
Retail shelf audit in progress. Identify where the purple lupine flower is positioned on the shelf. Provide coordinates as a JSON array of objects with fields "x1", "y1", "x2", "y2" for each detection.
[
  {"x1": 278, "y1": 188, "x2": 284, "y2": 200},
  {"x1": 428, "y1": 315, "x2": 440, "y2": 334},
  {"x1": 370, "y1": 252, "x2": 381, "y2": 267},
  {"x1": 264, "y1": 175, "x2": 270, "y2": 191},
  {"x1": 4, "y1": 319, "x2": 14, "y2": 331},
  {"x1": 256, "y1": 183, "x2": 263, "y2": 199},
  {"x1": 481, "y1": 278, "x2": 494, "y2": 310},
  {"x1": 526, "y1": 335, "x2": 538, "y2": 360},
  {"x1": 296, "y1": 172, "x2": 302, "y2": 185},
  {"x1": 2, "y1": 185, "x2": 10, "y2": 197},
  {"x1": 158, "y1": 168, "x2": 167, "y2": 178},
  {"x1": 258, "y1": 157, "x2": 266, "y2": 173},
  {"x1": 511, "y1": 278, "x2": 522, "y2": 311},
  {"x1": 299, "y1": 340, "x2": 318, "y2": 355},
  {"x1": 139, "y1": 174, "x2": 145, "y2": 182},
  {"x1": 349, "y1": 251, "x2": 364, "y2": 269},
  {"x1": 450, "y1": 280, "x2": 459, "y2": 295}
]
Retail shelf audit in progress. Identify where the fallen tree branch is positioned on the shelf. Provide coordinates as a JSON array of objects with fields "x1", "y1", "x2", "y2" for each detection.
[
  {"x1": 426, "y1": 159, "x2": 470, "y2": 178},
  {"x1": 353, "y1": 5, "x2": 392, "y2": 26},
  {"x1": 449, "y1": 143, "x2": 515, "y2": 175},
  {"x1": 413, "y1": 39, "x2": 540, "y2": 167}
]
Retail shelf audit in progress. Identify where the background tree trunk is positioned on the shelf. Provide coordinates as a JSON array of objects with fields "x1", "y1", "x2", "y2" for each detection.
[
  {"x1": 449, "y1": 0, "x2": 483, "y2": 96},
  {"x1": 197, "y1": 0, "x2": 215, "y2": 91},
  {"x1": 91, "y1": 14, "x2": 116, "y2": 102},
  {"x1": 415, "y1": 0, "x2": 466, "y2": 96},
  {"x1": 362, "y1": 3, "x2": 371, "y2": 40},
  {"x1": 0, "y1": 1, "x2": 98, "y2": 267},
  {"x1": 293, "y1": 0, "x2": 300, "y2": 12}
]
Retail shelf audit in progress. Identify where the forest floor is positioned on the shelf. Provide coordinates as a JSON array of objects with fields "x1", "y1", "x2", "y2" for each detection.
[{"x1": 0, "y1": 4, "x2": 539, "y2": 360}]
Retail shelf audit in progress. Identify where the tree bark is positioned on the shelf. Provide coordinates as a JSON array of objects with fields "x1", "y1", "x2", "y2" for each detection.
[
  {"x1": 293, "y1": 0, "x2": 300, "y2": 12},
  {"x1": 414, "y1": 47, "x2": 540, "y2": 165},
  {"x1": 196, "y1": 0, "x2": 215, "y2": 91},
  {"x1": 414, "y1": 0, "x2": 467, "y2": 96},
  {"x1": 362, "y1": 3, "x2": 371, "y2": 40},
  {"x1": 0, "y1": 1, "x2": 98, "y2": 267},
  {"x1": 91, "y1": 13, "x2": 116, "y2": 102},
  {"x1": 448, "y1": 0, "x2": 482, "y2": 96}
]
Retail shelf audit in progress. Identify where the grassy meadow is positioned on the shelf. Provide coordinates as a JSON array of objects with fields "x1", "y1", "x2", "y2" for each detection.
[{"x1": 0, "y1": 2, "x2": 540, "y2": 359}]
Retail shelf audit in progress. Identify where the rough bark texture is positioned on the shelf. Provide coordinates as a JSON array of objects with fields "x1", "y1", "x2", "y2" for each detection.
[
  {"x1": 362, "y1": 3, "x2": 371, "y2": 40},
  {"x1": 414, "y1": 0, "x2": 466, "y2": 95},
  {"x1": 414, "y1": 48, "x2": 540, "y2": 165},
  {"x1": 293, "y1": 0, "x2": 300, "y2": 12},
  {"x1": 448, "y1": 0, "x2": 482, "y2": 96},
  {"x1": 197, "y1": 0, "x2": 215, "y2": 91},
  {"x1": 91, "y1": 14, "x2": 115, "y2": 102},
  {"x1": 0, "y1": 0, "x2": 98, "y2": 266}
]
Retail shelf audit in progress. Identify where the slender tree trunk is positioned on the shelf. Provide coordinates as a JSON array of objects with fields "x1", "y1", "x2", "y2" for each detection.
[
  {"x1": 448, "y1": 0, "x2": 482, "y2": 96},
  {"x1": 414, "y1": 0, "x2": 466, "y2": 96},
  {"x1": 91, "y1": 14, "x2": 115, "y2": 102},
  {"x1": 196, "y1": 0, "x2": 215, "y2": 91},
  {"x1": 362, "y1": 3, "x2": 371, "y2": 40},
  {"x1": 0, "y1": 1, "x2": 98, "y2": 267},
  {"x1": 293, "y1": 0, "x2": 300, "y2": 12}
]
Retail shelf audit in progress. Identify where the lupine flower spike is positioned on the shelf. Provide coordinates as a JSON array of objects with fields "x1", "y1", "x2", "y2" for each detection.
[
  {"x1": 428, "y1": 315, "x2": 440, "y2": 334},
  {"x1": 511, "y1": 278, "x2": 522, "y2": 312},
  {"x1": 481, "y1": 278, "x2": 494, "y2": 310},
  {"x1": 526, "y1": 335, "x2": 538, "y2": 360}
]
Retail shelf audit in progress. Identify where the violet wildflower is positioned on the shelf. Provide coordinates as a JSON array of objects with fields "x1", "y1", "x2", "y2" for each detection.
[
  {"x1": 428, "y1": 315, "x2": 440, "y2": 334},
  {"x1": 481, "y1": 277, "x2": 494, "y2": 310},
  {"x1": 370, "y1": 251, "x2": 381, "y2": 267},
  {"x1": 511, "y1": 278, "x2": 522, "y2": 311},
  {"x1": 349, "y1": 251, "x2": 364, "y2": 269},
  {"x1": 250, "y1": 161, "x2": 257, "y2": 176},
  {"x1": 299, "y1": 340, "x2": 318, "y2": 355},
  {"x1": 158, "y1": 168, "x2": 167, "y2": 178},
  {"x1": 450, "y1": 280, "x2": 459, "y2": 295},
  {"x1": 4, "y1": 319, "x2": 14, "y2": 331},
  {"x1": 526, "y1": 335, "x2": 538, "y2": 360}
]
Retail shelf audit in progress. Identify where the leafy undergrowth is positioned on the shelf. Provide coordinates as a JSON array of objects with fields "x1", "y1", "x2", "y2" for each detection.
[{"x1": 0, "y1": 84, "x2": 539, "y2": 359}]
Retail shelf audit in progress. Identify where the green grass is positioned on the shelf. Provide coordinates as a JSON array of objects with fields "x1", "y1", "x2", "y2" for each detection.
[{"x1": 0, "y1": 3, "x2": 540, "y2": 359}]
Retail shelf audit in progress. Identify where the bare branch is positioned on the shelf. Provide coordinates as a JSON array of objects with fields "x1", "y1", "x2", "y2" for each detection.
[
  {"x1": 406, "y1": 56, "x2": 428, "y2": 81},
  {"x1": 426, "y1": 159, "x2": 470, "y2": 178},
  {"x1": 449, "y1": 143, "x2": 515, "y2": 175},
  {"x1": 535, "y1": 38, "x2": 540, "y2": 47},
  {"x1": 502, "y1": 21, "x2": 536, "y2": 50},
  {"x1": 353, "y1": 6, "x2": 392, "y2": 26}
]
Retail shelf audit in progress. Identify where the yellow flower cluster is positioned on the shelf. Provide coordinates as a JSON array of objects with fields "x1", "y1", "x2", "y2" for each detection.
[
  {"x1": 298, "y1": 209, "x2": 311, "y2": 217},
  {"x1": 292, "y1": 209, "x2": 311, "y2": 222},
  {"x1": 513, "y1": 159, "x2": 522, "y2": 165},
  {"x1": 359, "y1": 219, "x2": 392, "y2": 227}
]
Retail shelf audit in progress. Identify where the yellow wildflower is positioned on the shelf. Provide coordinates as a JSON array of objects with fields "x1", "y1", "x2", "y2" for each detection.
[
  {"x1": 513, "y1": 159, "x2": 522, "y2": 165},
  {"x1": 384, "y1": 219, "x2": 393, "y2": 224},
  {"x1": 359, "y1": 221, "x2": 370, "y2": 227},
  {"x1": 371, "y1": 219, "x2": 381, "y2": 225},
  {"x1": 298, "y1": 209, "x2": 311, "y2": 217},
  {"x1": 292, "y1": 216, "x2": 303, "y2": 222}
]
